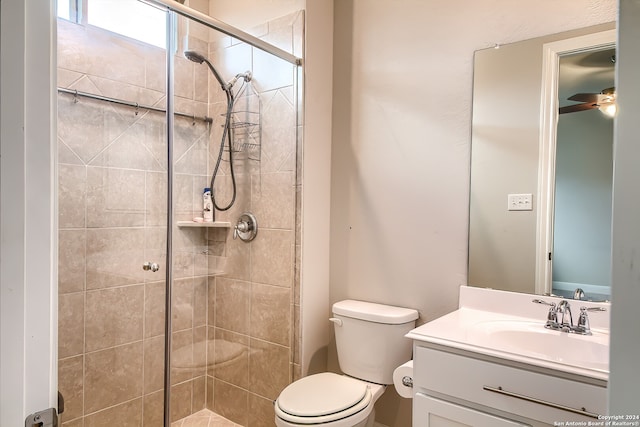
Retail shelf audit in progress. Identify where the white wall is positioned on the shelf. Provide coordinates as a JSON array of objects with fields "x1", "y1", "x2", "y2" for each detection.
[
  {"x1": 0, "y1": 1, "x2": 57, "y2": 425},
  {"x1": 331, "y1": 1, "x2": 616, "y2": 425},
  {"x1": 208, "y1": 0, "x2": 305, "y2": 30},
  {"x1": 609, "y1": 0, "x2": 640, "y2": 413}
]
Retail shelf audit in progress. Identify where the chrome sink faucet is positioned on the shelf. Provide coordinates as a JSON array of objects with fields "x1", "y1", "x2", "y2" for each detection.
[
  {"x1": 532, "y1": 299, "x2": 606, "y2": 335},
  {"x1": 557, "y1": 300, "x2": 573, "y2": 332}
]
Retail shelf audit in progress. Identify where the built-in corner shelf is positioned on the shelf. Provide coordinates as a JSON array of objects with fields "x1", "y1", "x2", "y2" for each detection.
[{"x1": 176, "y1": 221, "x2": 231, "y2": 228}]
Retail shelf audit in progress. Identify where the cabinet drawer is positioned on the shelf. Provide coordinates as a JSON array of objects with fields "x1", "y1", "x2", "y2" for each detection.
[
  {"x1": 414, "y1": 346, "x2": 606, "y2": 424},
  {"x1": 414, "y1": 393, "x2": 530, "y2": 427}
]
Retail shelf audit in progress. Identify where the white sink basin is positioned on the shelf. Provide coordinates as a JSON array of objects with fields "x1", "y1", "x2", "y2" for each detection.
[{"x1": 470, "y1": 319, "x2": 609, "y2": 371}]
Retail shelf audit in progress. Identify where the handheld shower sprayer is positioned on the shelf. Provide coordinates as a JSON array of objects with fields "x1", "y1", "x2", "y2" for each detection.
[
  {"x1": 183, "y1": 50, "x2": 254, "y2": 212},
  {"x1": 184, "y1": 50, "x2": 251, "y2": 91}
]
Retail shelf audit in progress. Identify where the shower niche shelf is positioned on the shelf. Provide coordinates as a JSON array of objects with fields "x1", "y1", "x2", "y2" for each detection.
[{"x1": 177, "y1": 221, "x2": 231, "y2": 228}]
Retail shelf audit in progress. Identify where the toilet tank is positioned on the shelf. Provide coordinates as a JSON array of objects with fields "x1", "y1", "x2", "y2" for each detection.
[{"x1": 332, "y1": 300, "x2": 418, "y2": 385}]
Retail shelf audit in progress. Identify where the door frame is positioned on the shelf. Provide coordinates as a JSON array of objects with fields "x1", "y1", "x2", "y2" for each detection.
[
  {"x1": 0, "y1": 1, "x2": 57, "y2": 425},
  {"x1": 535, "y1": 29, "x2": 616, "y2": 296}
]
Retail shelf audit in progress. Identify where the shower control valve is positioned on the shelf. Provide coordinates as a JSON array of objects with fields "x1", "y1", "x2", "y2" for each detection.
[{"x1": 233, "y1": 212, "x2": 258, "y2": 242}]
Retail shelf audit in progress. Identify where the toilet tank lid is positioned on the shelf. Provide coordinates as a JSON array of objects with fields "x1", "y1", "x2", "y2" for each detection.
[{"x1": 332, "y1": 300, "x2": 419, "y2": 324}]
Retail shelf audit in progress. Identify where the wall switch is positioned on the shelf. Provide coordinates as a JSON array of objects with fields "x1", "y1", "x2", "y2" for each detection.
[{"x1": 508, "y1": 193, "x2": 533, "y2": 211}]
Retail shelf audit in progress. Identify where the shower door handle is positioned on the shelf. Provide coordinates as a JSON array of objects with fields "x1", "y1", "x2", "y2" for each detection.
[{"x1": 142, "y1": 261, "x2": 160, "y2": 272}]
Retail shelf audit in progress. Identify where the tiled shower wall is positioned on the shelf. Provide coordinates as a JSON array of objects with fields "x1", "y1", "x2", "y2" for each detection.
[
  {"x1": 202, "y1": 11, "x2": 304, "y2": 426},
  {"x1": 56, "y1": 8, "x2": 302, "y2": 427}
]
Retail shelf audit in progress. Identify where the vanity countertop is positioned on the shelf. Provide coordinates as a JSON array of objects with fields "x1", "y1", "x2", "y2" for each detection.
[{"x1": 407, "y1": 287, "x2": 610, "y2": 382}]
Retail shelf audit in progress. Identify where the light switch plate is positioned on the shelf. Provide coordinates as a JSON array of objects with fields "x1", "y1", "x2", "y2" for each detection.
[{"x1": 508, "y1": 193, "x2": 533, "y2": 211}]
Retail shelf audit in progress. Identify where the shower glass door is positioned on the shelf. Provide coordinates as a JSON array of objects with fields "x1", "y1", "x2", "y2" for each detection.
[{"x1": 56, "y1": 1, "x2": 169, "y2": 424}]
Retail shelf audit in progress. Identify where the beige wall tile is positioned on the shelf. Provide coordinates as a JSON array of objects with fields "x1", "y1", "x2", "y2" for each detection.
[
  {"x1": 213, "y1": 380, "x2": 248, "y2": 426},
  {"x1": 61, "y1": 418, "x2": 83, "y2": 427},
  {"x1": 171, "y1": 381, "x2": 193, "y2": 422},
  {"x1": 84, "y1": 342, "x2": 143, "y2": 413},
  {"x1": 211, "y1": 42, "x2": 252, "y2": 93},
  {"x1": 86, "y1": 167, "x2": 146, "y2": 228},
  {"x1": 146, "y1": 172, "x2": 169, "y2": 227},
  {"x1": 174, "y1": 174, "x2": 196, "y2": 222},
  {"x1": 145, "y1": 47, "x2": 166, "y2": 93},
  {"x1": 58, "y1": 137, "x2": 84, "y2": 166},
  {"x1": 206, "y1": 376, "x2": 214, "y2": 411},
  {"x1": 145, "y1": 281, "x2": 166, "y2": 338},
  {"x1": 215, "y1": 278, "x2": 250, "y2": 334},
  {"x1": 192, "y1": 376, "x2": 206, "y2": 412},
  {"x1": 252, "y1": 51, "x2": 294, "y2": 96},
  {"x1": 251, "y1": 173, "x2": 294, "y2": 230},
  {"x1": 175, "y1": 135, "x2": 209, "y2": 176},
  {"x1": 58, "y1": 93, "x2": 137, "y2": 165},
  {"x1": 59, "y1": 164, "x2": 86, "y2": 229},
  {"x1": 84, "y1": 398, "x2": 142, "y2": 427},
  {"x1": 89, "y1": 121, "x2": 165, "y2": 172},
  {"x1": 144, "y1": 335, "x2": 165, "y2": 394},
  {"x1": 192, "y1": 326, "x2": 207, "y2": 378},
  {"x1": 59, "y1": 230, "x2": 86, "y2": 294},
  {"x1": 250, "y1": 230, "x2": 293, "y2": 287},
  {"x1": 175, "y1": 56, "x2": 195, "y2": 100},
  {"x1": 58, "y1": 292, "x2": 84, "y2": 359},
  {"x1": 86, "y1": 228, "x2": 145, "y2": 290},
  {"x1": 145, "y1": 227, "x2": 167, "y2": 284},
  {"x1": 207, "y1": 277, "x2": 216, "y2": 327},
  {"x1": 259, "y1": 91, "x2": 296, "y2": 173},
  {"x1": 85, "y1": 285, "x2": 144, "y2": 352},
  {"x1": 193, "y1": 277, "x2": 207, "y2": 327},
  {"x1": 143, "y1": 390, "x2": 164, "y2": 427},
  {"x1": 248, "y1": 393, "x2": 276, "y2": 427},
  {"x1": 171, "y1": 329, "x2": 194, "y2": 385},
  {"x1": 212, "y1": 328, "x2": 249, "y2": 388},
  {"x1": 58, "y1": 355, "x2": 84, "y2": 423},
  {"x1": 172, "y1": 278, "x2": 194, "y2": 332},
  {"x1": 58, "y1": 68, "x2": 83, "y2": 88},
  {"x1": 250, "y1": 283, "x2": 290, "y2": 346},
  {"x1": 221, "y1": 237, "x2": 250, "y2": 281},
  {"x1": 248, "y1": 339, "x2": 289, "y2": 401}
]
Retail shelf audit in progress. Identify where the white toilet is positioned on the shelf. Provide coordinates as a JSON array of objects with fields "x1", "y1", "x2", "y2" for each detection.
[{"x1": 274, "y1": 300, "x2": 419, "y2": 427}]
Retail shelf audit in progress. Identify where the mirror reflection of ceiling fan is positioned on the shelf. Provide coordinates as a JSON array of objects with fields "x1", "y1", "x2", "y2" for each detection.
[{"x1": 559, "y1": 87, "x2": 617, "y2": 116}]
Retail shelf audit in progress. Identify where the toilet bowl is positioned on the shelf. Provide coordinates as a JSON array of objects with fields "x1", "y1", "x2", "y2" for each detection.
[
  {"x1": 274, "y1": 300, "x2": 418, "y2": 427},
  {"x1": 275, "y1": 373, "x2": 385, "y2": 427}
]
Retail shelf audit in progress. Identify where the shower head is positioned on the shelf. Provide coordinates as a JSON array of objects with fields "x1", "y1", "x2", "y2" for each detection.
[
  {"x1": 183, "y1": 50, "x2": 228, "y2": 92},
  {"x1": 184, "y1": 50, "x2": 206, "y2": 64}
]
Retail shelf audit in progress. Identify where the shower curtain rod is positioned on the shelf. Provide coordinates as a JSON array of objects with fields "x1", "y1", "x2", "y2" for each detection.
[
  {"x1": 57, "y1": 87, "x2": 213, "y2": 124},
  {"x1": 140, "y1": 0, "x2": 302, "y2": 66}
]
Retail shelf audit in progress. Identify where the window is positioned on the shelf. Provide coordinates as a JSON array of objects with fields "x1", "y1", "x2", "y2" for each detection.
[{"x1": 57, "y1": 0, "x2": 167, "y2": 49}]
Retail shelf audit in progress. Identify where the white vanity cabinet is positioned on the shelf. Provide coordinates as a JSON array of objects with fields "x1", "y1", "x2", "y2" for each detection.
[
  {"x1": 412, "y1": 344, "x2": 607, "y2": 427},
  {"x1": 414, "y1": 393, "x2": 529, "y2": 426}
]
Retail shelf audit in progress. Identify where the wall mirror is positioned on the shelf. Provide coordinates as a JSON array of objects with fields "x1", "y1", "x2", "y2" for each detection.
[{"x1": 468, "y1": 23, "x2": 615, "y2": 301}]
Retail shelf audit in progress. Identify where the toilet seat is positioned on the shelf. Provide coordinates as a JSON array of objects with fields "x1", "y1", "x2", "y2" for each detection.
[{"x1": 275, "y1": 373, "x2": 373, "y2": 425}]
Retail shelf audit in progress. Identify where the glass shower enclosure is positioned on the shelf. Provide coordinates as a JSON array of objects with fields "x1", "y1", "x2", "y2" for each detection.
[{"x1": 56, "y1": 1, "x2": 302, "y2": 425}]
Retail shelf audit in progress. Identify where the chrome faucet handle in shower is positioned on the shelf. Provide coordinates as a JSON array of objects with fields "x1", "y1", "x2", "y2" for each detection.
[{"x1": 233, "y1": 212, "x2": 258, "y2": 242}]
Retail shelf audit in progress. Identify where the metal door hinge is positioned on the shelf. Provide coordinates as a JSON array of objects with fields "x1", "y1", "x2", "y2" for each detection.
[{"x1": 25, "y1": 408, "x2": 58, "y2": 427}]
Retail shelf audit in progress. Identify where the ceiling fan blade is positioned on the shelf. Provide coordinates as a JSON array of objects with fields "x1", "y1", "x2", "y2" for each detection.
[
  {"x1": 559, "y1": 103, "x2": 599, "y2": 114},
  {"x1": 567, "y1": 93, "x2": 607, "y2": 103}
]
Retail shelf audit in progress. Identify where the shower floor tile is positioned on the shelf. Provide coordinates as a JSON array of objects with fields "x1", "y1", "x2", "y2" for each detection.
[{"x1": 172, "y1": 409, "x2": 242, "y2": 427}]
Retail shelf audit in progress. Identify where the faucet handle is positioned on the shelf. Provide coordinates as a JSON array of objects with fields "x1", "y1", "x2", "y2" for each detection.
[
  {"x1": 580, "y1": 306, "x2": 606, "y2": 312},
  {"x1": 574, "y1": 306, "x2": 606, "y2": 335},
  {"x1": 532, "y1": 299, "x2": 559, "y2": 328},
  {"x1": 532, "y1": 298, "x2": 556, "y2": 307}
]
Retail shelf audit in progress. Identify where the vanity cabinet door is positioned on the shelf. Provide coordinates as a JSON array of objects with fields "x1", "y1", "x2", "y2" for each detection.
[{"x1": 414, "y1": 393, "x2": 530, "y2": 427}]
